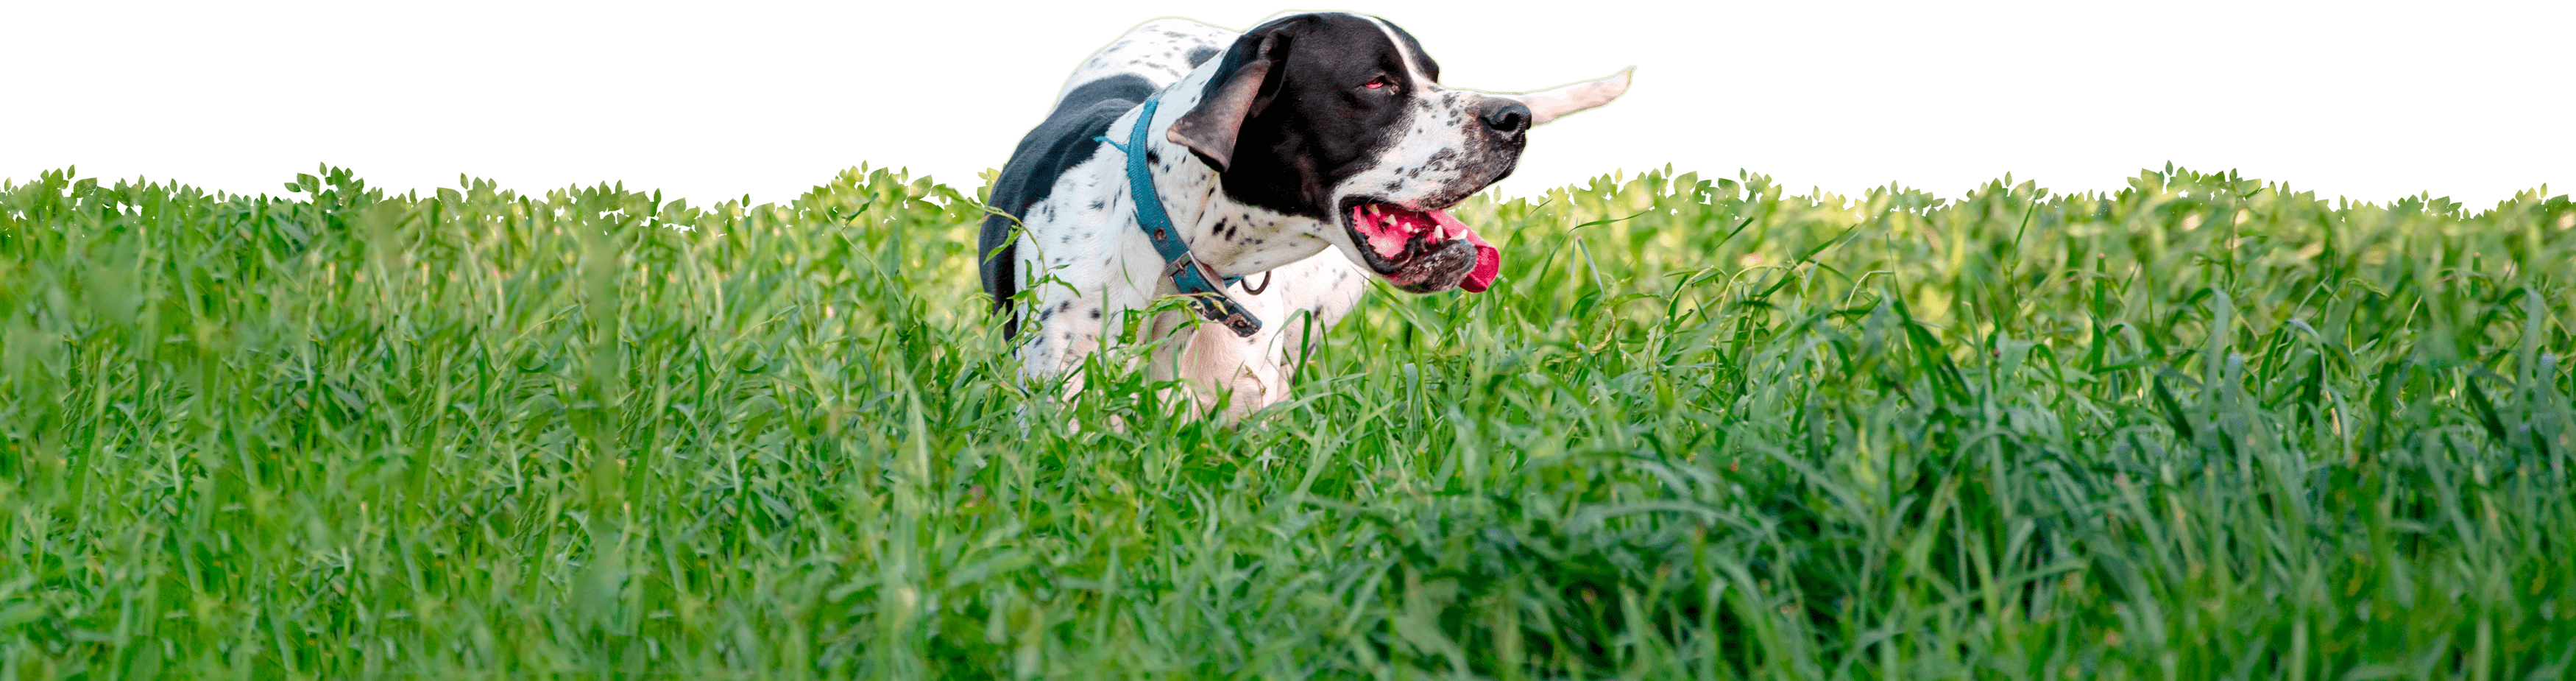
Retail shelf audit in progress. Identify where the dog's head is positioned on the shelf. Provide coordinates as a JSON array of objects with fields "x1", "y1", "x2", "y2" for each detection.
[{"x1": 1168, "y1": 12, "x2": 1630, "y2": 293}]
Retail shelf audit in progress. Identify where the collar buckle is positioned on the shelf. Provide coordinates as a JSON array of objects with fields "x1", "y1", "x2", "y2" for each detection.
[{"x1": 1104, "y1": 98, "x2": 1265, "y2": 339}]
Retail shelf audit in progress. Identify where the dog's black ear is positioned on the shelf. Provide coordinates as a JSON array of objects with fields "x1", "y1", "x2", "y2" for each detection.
[{"x1": 1167, "y1": 25, "x2": 1291, "y2": 172}]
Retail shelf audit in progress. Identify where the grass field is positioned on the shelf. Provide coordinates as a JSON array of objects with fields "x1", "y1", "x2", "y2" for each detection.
[{"x1": 2, "y1": 162, "x2": 2572, "y2": 680}]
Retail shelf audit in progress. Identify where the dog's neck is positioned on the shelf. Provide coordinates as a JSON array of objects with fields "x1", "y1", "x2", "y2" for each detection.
[{"x1": 1128, "y1": 76, "x2": 1332, "y2": 282}]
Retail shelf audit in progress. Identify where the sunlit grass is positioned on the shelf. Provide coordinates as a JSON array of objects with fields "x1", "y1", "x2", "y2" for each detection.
[{"x1": 1, "y1": 163, "x2": 2571, "y2": 679}]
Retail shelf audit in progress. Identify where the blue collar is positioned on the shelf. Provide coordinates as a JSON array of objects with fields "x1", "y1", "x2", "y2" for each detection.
[{"x1": 1097, "y1": 99, "x2": 1263, "y2": 338}]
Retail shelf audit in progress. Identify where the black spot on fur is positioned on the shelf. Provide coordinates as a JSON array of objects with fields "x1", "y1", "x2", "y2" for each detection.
[
  {"x1": 1089, "y1": 308, "x2": 1102, "y2": 319},
  {"x1": 1426, "y1": 148, "x2": 1459, "y2": 168}
]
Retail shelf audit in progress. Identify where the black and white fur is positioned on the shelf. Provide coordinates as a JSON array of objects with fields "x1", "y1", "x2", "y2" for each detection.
[{"x1": 980, "y1": 12, "x2": 1630, "y2": 421}]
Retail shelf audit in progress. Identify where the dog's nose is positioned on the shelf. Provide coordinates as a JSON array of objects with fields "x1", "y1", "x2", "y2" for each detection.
[{"x1": 1480, "y1": 101, "x2": 1532, "y2": 135}]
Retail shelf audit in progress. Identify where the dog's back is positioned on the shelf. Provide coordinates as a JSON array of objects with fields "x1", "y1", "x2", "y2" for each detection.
[
  {"x1": 977, "y1": 77, "x2": 1146, "y2": 339},
  {"x1": 978, "y1": 21, "x2": 1233, "y2": 339}
]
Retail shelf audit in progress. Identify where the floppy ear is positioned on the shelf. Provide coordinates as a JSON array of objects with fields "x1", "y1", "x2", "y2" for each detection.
[
  {"x1": 1167, "y1": 29, "x2": 1288, "y2": 172},
  {"x1": 1515, "y1": 67, "x2": 1633, "y2": 126}
]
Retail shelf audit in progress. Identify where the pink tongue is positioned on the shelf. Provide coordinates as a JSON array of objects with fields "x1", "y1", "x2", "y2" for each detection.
[
  {"x1": 1429, "y1": 209, "x2": 1501, "y2": 293},
  {"x1": 1347, "y1": 205, "x2": 1502, "y2": 293}
]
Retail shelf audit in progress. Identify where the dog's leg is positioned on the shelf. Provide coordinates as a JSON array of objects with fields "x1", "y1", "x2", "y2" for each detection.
[
  {"x1": 1163, "y1": 250, "x2": 1372, "y2": 423},
  {"x1": 1015, "y1": 281, "x2": 1119, "y2": 429},
  {"x1": 1172, "y1": 322, "x2": 1284, "y2": 423}
]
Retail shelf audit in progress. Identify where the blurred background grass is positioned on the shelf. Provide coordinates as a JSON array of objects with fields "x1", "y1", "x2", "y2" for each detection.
[
  {"x1": 15, "y1": 1, "x2": 2573, "y2": 214},
  {"x1": 1, "y1": 163, "x2": 2571, "y2": 679}
]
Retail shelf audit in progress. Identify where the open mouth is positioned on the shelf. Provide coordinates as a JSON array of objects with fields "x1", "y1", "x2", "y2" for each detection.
[{"x1": 1342, "y1": 200, "x2": 1501, "y2": 293}]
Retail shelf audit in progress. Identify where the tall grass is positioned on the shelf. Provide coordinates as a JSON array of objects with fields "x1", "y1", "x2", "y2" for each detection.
[{"x1": 1, "y1": 162, "x2": 2570, "y2": 680}]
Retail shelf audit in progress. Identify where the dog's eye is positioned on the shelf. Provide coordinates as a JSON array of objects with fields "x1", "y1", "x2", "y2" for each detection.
[{"x1": 1364, "y1": 77, "x2": 1390, "y2": 91}]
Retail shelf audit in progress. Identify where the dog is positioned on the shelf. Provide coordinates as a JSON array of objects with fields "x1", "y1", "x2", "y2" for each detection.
[{"x1": 979, "y1": 11, "x2": 1630, "y2": 420}]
